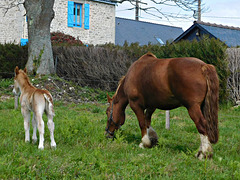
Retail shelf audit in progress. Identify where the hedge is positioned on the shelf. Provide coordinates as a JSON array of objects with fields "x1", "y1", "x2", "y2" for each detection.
[{"x1": 0, "y1": 35, "x2": 229, "y2": 102}]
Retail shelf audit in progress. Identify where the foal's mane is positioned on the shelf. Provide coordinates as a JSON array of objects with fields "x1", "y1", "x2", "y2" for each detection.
[{"x1": 18, "y1": 69, "x2": 34, "y2": 88}]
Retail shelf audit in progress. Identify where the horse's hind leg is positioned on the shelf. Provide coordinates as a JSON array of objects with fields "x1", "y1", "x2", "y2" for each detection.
[
  {"x1": 188, "y1": 104, "x2": 213, "y2": 160},
  {"x1": 32, "y1": 113, "x2": 37, "y2": 144},
  {"x1": 35, "y1": 112, "x2": 45, "y2": 149},
  {"x1": 47, "y1": 111, "x2": 56, "y2": 148},
  {"x1": 21, "y1": 106, "x2": 31, "y2": 142}
]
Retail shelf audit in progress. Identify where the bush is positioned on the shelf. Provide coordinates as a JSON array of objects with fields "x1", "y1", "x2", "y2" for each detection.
[
  {"x1": 53, "y1": 46, "x2": 132, "y2": 90},
  {"x1": 55, "y1": 36, "x2": 228, "y2": 102},
  {"x1": 51, "y1": 32, "x2": 84, "y2": 46},
  {"x1": 0, "y1": 43, "x2": 28, "y2": 78},
  {"x1": 101, "y1": 36, "x2": 229, "y2": 102}
]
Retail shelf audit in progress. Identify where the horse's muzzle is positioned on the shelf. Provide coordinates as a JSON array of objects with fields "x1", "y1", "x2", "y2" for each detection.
[{"x1": 105, "y1": 130, "x2": 114, "y2": 139}]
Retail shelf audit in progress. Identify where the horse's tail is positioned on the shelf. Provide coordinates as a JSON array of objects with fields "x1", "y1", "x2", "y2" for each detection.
[
  {"x1": 44, "y1": 93, "x2": 55, "y2": 116},
  {"x1": 201, "y1": 64, "x2": 219, "y2": 144}
]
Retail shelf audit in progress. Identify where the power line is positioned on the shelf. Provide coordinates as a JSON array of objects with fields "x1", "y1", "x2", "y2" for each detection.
[
  {"x1": 202, "y1": 15, "x2": 240, "y2": 19},
  {"x1": 117, "y1": 8, "x2": 240, "y2": 20}
]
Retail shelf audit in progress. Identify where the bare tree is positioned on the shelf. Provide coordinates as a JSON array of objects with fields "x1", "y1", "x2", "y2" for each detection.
[
  {"x1": 114, "y1": 0, "x2": 204, "y2": 21},
  {"x1": 226, "y1": 48, "x2": 240, "y2": 103},
  {"x1": 1, "y1": 0, "x2": 55, "y2": 75},
  {"x1": 24, "y1": 0, "x2": 55, "y2": 75}
]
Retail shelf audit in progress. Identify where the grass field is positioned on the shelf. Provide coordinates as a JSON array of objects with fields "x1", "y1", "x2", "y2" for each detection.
[{"x1": 1, "y1": 79, "x2": 240, "y2": 179}]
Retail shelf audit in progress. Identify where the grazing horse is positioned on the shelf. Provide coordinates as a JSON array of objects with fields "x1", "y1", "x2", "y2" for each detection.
[
  {"x1": 105, "y1": 53, "x2": 219, "y2": 160},
  {"x1": 13, "y1": 66, "x2": 56, "y2": 149}
]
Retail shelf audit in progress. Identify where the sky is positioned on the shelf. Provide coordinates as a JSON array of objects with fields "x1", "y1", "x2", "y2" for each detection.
[{"x1": 115, "y1": 0, "x2": 240, "y2": 31}]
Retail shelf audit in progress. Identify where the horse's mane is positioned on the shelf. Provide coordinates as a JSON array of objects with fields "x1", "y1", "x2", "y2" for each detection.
[
  {"x1": 113, "y1": 76, "x2": 125, "y2": 100},
  {"x1": 145, "y1": 52, "x2": 157, "y2": 58}
]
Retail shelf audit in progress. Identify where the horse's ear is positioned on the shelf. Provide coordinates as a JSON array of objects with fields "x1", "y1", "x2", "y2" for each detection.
[
  {"x1": 107, "y1": 93, "x2": 112, "y2": 103},
  {"x1": 24, "y1": 67, "x2": 27, "y2": 74},
  {"x1": 15, "y1": 66, "x2": 19, "y2": 75}
]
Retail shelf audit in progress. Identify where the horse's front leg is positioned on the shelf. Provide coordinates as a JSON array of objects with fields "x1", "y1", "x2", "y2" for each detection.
[
  {"x1": 21, "y1": 106, "x2": 31, "y2": 143},
  {"x1": 145, "y1": 108, "x2": 158, "y2": 147},
  {"x1": 129, "y1": 101, "x2": 155, "y2": 148}
]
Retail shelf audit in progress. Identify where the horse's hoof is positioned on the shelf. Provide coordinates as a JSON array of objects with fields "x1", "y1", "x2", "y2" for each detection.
[
  {"x1": 139, "y1": 143, "x2": 145, "y2": 149},
  {"x1": 51, "y1": 142, "x2": 57, "y2": 149},
  {"x1": 32, "y1": 139, "x2": 37, "y2": 144},
  {"x1": 196, "y1": 151, "x2": 213, "y2": 160},
  {"x1": 150, "y1": 138, "x2": 158, "y2": 147},
  {"x1": 51, "y1": 145, "x2": 57, "y2": 149},
  {"x1": 38, "y1": 146, "x2": 44, "y2": 150}
]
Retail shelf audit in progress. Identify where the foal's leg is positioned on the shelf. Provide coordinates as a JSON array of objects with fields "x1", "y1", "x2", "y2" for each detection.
[
  {"x1": 47, "y1": 111, "x2": 56, "y2": 148},
  {"x1": 32, "y1": 113, "x2": 37, "y2": 144},
  {"x1": 188, "y1": 104, "x2": 213, "y2": 160},
  {"x1": 129, "y1": 101, "x2": 152, "y2": 148},
  {"x1": 35, "y1": 112, "x2": 45, "y2": 149},
  {"x1": 21, "y1": 106, "x2": 31, "y2": 142},
  {"x1": 145, "y1": 108, "x2": 158, "y2": 146}
]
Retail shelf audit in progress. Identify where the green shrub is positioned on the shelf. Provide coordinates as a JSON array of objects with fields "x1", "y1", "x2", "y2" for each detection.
[
  {"x1": 0, "y1": 43, "x2": 28, "y2": 78},
  {"x1": 101, "y1": 36, "x2": 229, "y2": 102}
]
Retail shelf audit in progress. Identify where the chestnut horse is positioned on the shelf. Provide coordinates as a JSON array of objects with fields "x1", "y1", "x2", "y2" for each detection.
[
  {"x1": 105, "y1": 53, "x2": 219, "y2": 160},
  {"x1": 13, "y1": 66, "x2": 56, "y2": 149}
]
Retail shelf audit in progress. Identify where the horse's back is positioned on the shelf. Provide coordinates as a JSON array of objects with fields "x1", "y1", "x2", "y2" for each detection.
[{"x1": 124, "y1": 55, "x2": 207, "y2": 109}]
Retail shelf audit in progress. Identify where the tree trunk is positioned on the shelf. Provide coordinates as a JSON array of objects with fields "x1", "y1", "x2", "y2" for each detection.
[{"x1": 24, "y1": 0, "x2": 55, "y2": 75}]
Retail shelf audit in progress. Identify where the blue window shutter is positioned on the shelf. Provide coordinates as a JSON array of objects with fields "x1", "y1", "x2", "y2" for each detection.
[
  {"x1": 68, "y1": 1, "x2": 74, "y2": 27},
  {"x1": 20, "y1": 38, "x2": 28, "y2": 46},
  {"x1": 84, "y1": 4, "x2": 90, "y2": 29}
]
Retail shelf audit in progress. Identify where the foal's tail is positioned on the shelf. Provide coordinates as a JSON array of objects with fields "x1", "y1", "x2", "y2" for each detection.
[
  {"x1": 201, "y1": 64, "x2": 219, "y2": 144},
  {"x1": 44, "y1": 93, "x2": 55, "y2": 116}
]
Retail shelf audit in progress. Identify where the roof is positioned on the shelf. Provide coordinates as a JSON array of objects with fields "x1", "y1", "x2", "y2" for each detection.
[
  {"x1": 174, "y1": 21, "x2": 240, "y2": 47},
  {"x1": 115, "y1": 17, "x2": 183, "y2": 46},
  {"x1": 91, "y1": 0, "x2": 116, "y2": 5}
]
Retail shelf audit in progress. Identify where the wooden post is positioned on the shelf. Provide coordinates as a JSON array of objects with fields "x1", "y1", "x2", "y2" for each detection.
[
  {"x1": 166, "y1": 110, "x2": 170, "y2": 129},
  {"x1": 14, "y1": 95, "x2": 18, "y2": 109}
]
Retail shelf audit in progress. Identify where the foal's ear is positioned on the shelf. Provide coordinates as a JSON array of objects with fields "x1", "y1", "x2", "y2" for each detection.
[
  {"x1": 15, "y1": 66, "x2": 19, "y2": 75},
  {"x1": 24, "y1": 67, "x2": 27, "y2": 74},
  {"x1": 107, "y1": 93, "x2": 112, "y2": 103}
]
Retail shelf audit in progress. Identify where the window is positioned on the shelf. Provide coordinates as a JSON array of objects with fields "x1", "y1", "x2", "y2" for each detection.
[
  {"x1": 68, "y1": 1, "x2": 89, "y2": 29},
  {"x1": 20, "y1": 38, "x2": 28, "y2": 46},
  {"x1": 155, "y1": 37, "x2": 165, "y2": 46}
]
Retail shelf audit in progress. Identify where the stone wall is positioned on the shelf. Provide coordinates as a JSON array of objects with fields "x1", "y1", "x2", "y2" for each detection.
[
  {"x1": 0, "y1": 0, "x2": 115, "y2": 45},
  {"x1": 51, "y1": 0, "x2": 115, "y2": 45},
  {"x1": 0, "y1": 1, "x2": 26, "y2": 44}
]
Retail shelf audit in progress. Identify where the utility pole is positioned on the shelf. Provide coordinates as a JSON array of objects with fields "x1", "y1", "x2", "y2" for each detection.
[
  {"x1": 135, "y1": 0, "x2": 139, "y2": 21},
  {"x1": 198, "y1": 0, "x2": 201, "y2": 21}
]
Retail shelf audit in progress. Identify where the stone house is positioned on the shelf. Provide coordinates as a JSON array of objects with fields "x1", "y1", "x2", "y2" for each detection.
[{"x1": 0, "y1": 0, "x2": 116, "y2": 45}]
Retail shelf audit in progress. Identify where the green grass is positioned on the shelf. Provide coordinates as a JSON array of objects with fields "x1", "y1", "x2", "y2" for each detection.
[{"x1": 1, "y1": 94, "x2": 240, "y2": 179}]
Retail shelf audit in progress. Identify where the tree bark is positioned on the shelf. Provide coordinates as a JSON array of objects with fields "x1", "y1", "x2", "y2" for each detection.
[{"x1": 24, "y1": 0, "x2": 55, "y2": 75}]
